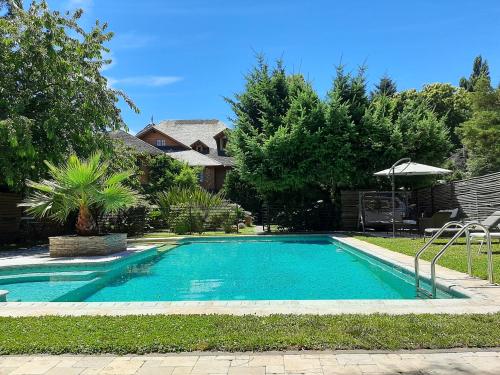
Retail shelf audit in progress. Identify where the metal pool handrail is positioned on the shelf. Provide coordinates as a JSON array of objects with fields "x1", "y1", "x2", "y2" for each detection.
[
  {"x1": 430, "y1": 222, "x2": 493, "y2": 297},
  {"x1": 414, "y1": 221, "x2": 464, "y2": 290}
]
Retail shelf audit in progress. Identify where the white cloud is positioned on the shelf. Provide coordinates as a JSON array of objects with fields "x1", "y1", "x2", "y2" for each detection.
[{"x1": 107, "y1": 76, "x2": 183, "y2": 88}]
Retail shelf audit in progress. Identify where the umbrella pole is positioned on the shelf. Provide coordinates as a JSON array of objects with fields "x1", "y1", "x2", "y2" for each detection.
[
  {"x1": 389, "y1": 158, "x2": 411, "y2": 238},
  {"x1": 392, "y1": 174, "x2": 396, "y2": 238}
]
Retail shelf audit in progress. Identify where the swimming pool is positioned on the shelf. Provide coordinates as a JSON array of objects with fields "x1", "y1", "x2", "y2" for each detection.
[{"x1": 0, "y1": 236, "x2": 463, "y2": 302}]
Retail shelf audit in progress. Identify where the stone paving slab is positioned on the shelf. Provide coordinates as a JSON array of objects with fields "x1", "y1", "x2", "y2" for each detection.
[{"x1": 1, "y1": 350, "x2": 499, "y2": 374}]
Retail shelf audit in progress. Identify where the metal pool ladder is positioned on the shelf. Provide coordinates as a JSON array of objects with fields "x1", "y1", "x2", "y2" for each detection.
[{"x1": 414, "y1": 221, "x2": 494, "y2": 298}]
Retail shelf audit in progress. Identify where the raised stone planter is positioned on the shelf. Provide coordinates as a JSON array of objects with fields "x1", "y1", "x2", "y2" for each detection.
[{"x1": 49, "y1": 233, "x2": 127, "y2": 257}]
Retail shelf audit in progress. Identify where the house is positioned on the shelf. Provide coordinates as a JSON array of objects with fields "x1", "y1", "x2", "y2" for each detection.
[{"x1": 109, "y1": 119, "x2": 234, "y2": 191}]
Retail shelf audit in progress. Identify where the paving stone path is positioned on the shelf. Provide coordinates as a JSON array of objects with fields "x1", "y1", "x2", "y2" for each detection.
[{"x1": 1, "y1": 351, "x2": 499, "y2": 375}]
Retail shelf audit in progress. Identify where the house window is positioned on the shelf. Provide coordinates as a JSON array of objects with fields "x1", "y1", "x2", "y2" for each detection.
[
  {"x1": 198, "y1": 171, "x2": 205, "y2": 183},
  {"x1": 156, "y1": 139, "x2": 166, "y2": 147}
]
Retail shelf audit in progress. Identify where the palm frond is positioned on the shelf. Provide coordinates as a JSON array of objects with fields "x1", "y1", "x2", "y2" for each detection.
[
  {"x1": 19, "y1": 152, "x2": 140, "y2": 229},
  {"x1": 104, "y1": 171, "x2": 133, "y2": 186},
  {"x1": 97, "y1": 184, "x2": 140, "y2": 213}
]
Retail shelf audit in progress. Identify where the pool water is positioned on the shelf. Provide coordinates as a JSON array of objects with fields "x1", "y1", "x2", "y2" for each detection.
[{"x1": 0, "y1": 236, "x2": 461, "y2": 302}]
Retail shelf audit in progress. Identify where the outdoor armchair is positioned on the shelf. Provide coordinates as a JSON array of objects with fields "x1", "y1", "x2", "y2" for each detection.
[{"x1": 421, "y1": 209, "x2": 459, "y2": 239}]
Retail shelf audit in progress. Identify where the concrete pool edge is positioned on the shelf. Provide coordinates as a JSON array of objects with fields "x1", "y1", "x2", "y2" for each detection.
[{"x1": 0, "y1": 234, "x2": 499, "y2": 316}]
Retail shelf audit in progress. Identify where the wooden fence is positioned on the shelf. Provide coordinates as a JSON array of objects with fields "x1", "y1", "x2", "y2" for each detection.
[
  {"x1": 0, "y1": 192, "x2": 22, "y2": 242},
  {"x1": 415, "y1": 172, "x2": 500, "y2": 222},
  {"x1": 341, "y1": 171, "x2": 500, "y2": 229}
]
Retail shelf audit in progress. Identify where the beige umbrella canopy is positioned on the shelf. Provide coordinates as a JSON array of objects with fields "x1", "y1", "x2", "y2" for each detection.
[
  {"x1": 374, "y1": 162, "x2": 452, "y2": 176},
  {"x1": 373, "y1": 159, "x2": 452, "y2": 237}
]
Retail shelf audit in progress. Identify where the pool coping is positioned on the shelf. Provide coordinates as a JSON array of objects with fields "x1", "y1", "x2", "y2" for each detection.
[{"x1": 0, "y1": 234, "x2": 499, "y2": 316}]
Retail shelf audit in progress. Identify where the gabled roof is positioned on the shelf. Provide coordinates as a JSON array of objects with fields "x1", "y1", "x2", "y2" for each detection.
[
  {"x1": 190, "y1": 139, "x2": 210, "y2": 149},
  {"x1": 108, "y1": 130, "x2": 163, "y2": 155},
  {"x1": 137, "y1": 119, "x2": 228, "y2": 149}
]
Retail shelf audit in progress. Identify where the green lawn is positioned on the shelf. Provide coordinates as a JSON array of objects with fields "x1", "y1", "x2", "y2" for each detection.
[
  {"x1": 354, "y1": 235, "x2": 500, "y2": 281},
  {"x1": 0, "y1": 314, "x2": 500, "y2": 354},
  {"x1": 140, "y1": 225, "x2": 257, "y2": 238}
]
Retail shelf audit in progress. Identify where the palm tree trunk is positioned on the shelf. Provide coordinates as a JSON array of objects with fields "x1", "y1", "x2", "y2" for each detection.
[{"x1": 75, "y1": 205, "x2": 98, "y2": 236}]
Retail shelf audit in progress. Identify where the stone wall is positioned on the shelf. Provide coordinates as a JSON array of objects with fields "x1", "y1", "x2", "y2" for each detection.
[{"x1": 49, "y1": 233, "x2": 127, "y2": 257}]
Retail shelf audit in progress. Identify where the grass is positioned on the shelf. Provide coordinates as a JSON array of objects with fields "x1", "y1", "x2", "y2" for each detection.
[
  {"x1": 354, "y1": 235, "x2": 500, "y2": 280},
  {"x1": 140, "y1": 225, "x2": 257, "y2": 238},
  {"x1": 1, "y1": 314, "x2": 500, "y2": 354}
]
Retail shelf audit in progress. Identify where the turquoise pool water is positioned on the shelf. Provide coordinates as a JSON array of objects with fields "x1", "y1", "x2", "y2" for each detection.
[{"x1": 0, "y1": 236, "x2": 462, "y2": 301}]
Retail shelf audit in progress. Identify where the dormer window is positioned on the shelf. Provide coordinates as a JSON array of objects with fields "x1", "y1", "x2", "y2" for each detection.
[
  {"x1": 191, "y1": 140, "x2": 209, "y2": 154},
  {"x1": 156, "y1": 139, "x2": 166, "y2": 147}
]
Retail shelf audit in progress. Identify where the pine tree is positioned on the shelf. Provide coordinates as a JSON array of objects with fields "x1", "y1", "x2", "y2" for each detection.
[
  {"x1": 372, "y1": 75, "x2": 397, "y2": 97},
  {"x1": 458, "y1": 78, "x2": 500, "y2": 175},
  {"x1": 459, "y1": 55, "x2": 491, "y2": 92}
]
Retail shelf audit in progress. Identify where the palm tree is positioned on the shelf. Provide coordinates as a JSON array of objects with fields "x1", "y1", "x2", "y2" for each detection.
[{"x1": 20, "y1": 152, "x2": 140, "y2": 236}]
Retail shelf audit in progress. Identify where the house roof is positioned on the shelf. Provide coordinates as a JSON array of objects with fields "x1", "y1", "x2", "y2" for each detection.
[
  {"x1": 137, "y1": 119, "x2": 227, "y2": 149},
  {"x1": 166, "y1": 150, "x2": 221, "y2": 167},
  {"x1": 108, "y1": 130, "x2": 163, "y2": 155},
  {"x1": 207, "y1": 148, "x2": 235, "y2": 167}
]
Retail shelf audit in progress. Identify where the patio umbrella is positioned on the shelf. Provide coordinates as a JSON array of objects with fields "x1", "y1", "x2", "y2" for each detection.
[{"x1": 373, "y1": 159, "x2": 452, "y2": 237}]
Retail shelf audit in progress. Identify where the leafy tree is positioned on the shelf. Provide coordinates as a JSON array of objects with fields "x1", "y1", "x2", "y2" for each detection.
[
  {"x1": 457, "y1": 78, "x2": 500, "y2": 176},
  {"x1": 350, "y1": 91, "x2": 452, "y2": 187},
  {"x1": 0, "y1": 0, "x2": 22, "y2": 17},
  {"x1": 0, "y1": 1, "x2": 137, "y2": 191},
  {"x1": 393, "y1": 98, "x2": 451, "y2": 164},
  {"x1": 227, "y1": 58, "x2": 355, "y2": 202},
  {"x1": 143, "y1": 155, "x2": 199, "y2": 196},
  {"x1": 20, "y1": 152, "x2": 140, "y2": 236},
  {"x1": 419, "y1": 83, "x2": 471, "y2": 147},
  {"x1": 372, "y1": 74, "x2": 397, "y2": 97},
  {"x1": 354, "y1": 95, "x2": 403, "y2": 186},
  {"x1": 460, "y1": 55, "x2": 491, "y2": 92},
  {"x1": 222, "y1": 169, "x2": 262, "y2": 214},
  {"x1": 173, "y1": 163, "x2": 200, "y2": 189}
]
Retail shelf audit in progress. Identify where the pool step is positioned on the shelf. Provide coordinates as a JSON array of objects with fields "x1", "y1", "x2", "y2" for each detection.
[
  {"x1": 0, "y1": 270, "x2": 102, "y2": 285},
  {"x1": 416, "y1": 288, "x2": 433, "y2": 299}
]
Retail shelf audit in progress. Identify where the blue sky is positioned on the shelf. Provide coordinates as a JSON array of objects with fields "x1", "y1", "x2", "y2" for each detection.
[{"x1": 47, "y1": 0, "x2": 500, "y2": 133}]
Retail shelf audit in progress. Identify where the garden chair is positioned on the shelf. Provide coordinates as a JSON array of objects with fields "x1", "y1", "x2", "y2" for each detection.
[
  {"x1": 421, "y1": 209, "x2": 459, "y2": 241},
  {"x1": 466, "y1": 211, "x2": 500, "y2": 253}
]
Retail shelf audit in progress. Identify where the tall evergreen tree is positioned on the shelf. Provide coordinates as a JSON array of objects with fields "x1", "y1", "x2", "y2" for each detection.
[
  {"x1": 460, "y1": 55, "x2": 491, "y2": 92},
  {"x1": 458, "y1": 78, "x2": 500, "y2": 176},
  {"x1": 372, "y1": 75, "x2": 397, "y2": 97},
  {"x1": 226, "y1": 57, "x2": 357, "y2": 210}
]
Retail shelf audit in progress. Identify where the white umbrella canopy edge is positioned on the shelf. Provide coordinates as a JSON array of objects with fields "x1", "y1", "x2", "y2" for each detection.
[
  {"x1": 372, "y1": 160, "x2": 452, "y2": 238},
  {"x1": 373, "y1": 162, "x2": 452, "y2": 177}
]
